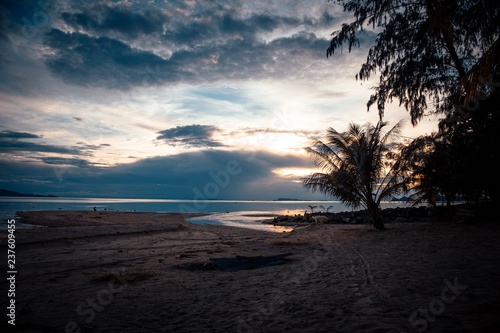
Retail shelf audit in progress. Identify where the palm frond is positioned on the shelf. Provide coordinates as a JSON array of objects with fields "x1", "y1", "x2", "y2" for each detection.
[{"x1": 302, "y1": 120, "x2": 408, "y2": 226}]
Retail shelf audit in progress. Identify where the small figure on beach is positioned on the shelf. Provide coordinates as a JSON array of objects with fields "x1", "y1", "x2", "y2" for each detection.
[{"x1": 93, "y1": 206, "x2": 97, "y2": 211}]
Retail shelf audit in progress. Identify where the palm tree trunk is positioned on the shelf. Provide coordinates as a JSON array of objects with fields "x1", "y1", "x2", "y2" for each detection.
[
  {"x1": 367, "y1": 200, "x2": 385, "y2": 230},
  {"x1": 373, "y1": 215, "x2": 385, "y2": 230}
]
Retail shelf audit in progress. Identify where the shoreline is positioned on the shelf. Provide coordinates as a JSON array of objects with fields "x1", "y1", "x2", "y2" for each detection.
[
  {"x1": 1, "y1": 210, "x2": 499, "y2": 332},
  {"x1": 9, "y1": 203, "x2": 442, "y2": 231}
]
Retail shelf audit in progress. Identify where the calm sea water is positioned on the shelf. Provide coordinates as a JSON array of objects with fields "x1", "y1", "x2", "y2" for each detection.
[{"x1": 0, "y1": 197, "x2": 413, "y2": 231}]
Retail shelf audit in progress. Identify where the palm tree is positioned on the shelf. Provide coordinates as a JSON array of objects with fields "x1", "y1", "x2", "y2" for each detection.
[
  {"x1": 319, "y1": 205, "x2": 333, "y2": 213},
  {"x1": 302, "y1": 120, "x2": 407, "y2": 230},
  {"x1": 307, "y1": 205, "x2": 317, "y2": 213}
]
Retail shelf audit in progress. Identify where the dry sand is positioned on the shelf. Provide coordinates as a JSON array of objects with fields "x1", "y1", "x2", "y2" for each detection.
[{"x1": 1, "y1": 210, "x2": 500, "y2": 333}]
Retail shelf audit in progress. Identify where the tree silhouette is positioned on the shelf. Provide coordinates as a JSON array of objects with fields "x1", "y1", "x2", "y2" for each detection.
[
  {"x1": 302, "y1": 120, "x2": 407, "y2": 230},
  {"x1": 401, "y1": 133, "x2": 458, "y2": 208},
  {"x1": 327, "y1": 0, "x2": 500, "y2": 124}
]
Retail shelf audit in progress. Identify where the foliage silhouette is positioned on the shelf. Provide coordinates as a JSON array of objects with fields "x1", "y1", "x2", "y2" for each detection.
[
  {"x1": 302, "y1": 120, "x2": 408, "y2": 230},
  {"x1": 327, "y1": 0, "x2": 500, "y2": 124}
]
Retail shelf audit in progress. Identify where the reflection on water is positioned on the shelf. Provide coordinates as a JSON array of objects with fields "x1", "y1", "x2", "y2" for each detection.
[{"x1": 187, "y1": 211, "x2": 293, "y2": 233}]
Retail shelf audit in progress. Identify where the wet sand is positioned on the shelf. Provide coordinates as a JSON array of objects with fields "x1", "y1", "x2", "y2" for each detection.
[{"x1": 1, "y1": 210, "x2": 499, "y2": 332}]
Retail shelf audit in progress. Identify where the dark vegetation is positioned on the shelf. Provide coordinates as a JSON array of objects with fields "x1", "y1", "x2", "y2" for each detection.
[
  {"x1": 271, "y1": 202, "x2": 497, "y2": 227},
  {"x1": 302, "y1": 0, "x2": 500, "y2": 229}
]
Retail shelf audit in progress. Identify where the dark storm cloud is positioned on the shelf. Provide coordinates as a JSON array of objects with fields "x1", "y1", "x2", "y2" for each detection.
[
  {"x1": 0, "y1": 130, "x2": 41, "y2": 139},
  {"x1": 61, "y1": 5, "x2": 167, "y2": 37},
  {"x1": 0, "y1": 158, "x2": 60, "y2": 186},
  {"x1": 0, "y1": 0, "x2": 351, "y2": 91},
  {"x1": 42, "y1": 29, "x2": 176, "y2": 89},
  {"x1": 58, "y1": 2, "x2": 329, "y2": 45},
  {"x1": 40, "y1": 156, "x2": 91, "y2": 168},
  {"x1": 74, "y1": 142, "x2": 111, "y2": 150},
  {"x1": 41, "y1": 28, "x2": 328, "y2": 89},
  {"x1": 35, "y1": 0, "x2": 342, "y2": 90},
  {"x1": 0, "y1": 9, "x2": 9, "y2": 41},
  {"x1": 162, "y1": 12, "x2": 301, "y2": 46},
  {"x1": 0, "y1": 136, "x2": 80, "y2": 154},
  {"x1": 0, "y1": 150, "x2": 317, "y2": 199},
  {"x1": 109, "y1": 150, "x2": 299, "y2": 186},
  {"x1": 0, "y1": 131, "x2": 107, "y2": 162},
  {"x1": 102, "y1": 150, "x2": 316, "y2": 200},
  {"x1": 156, "y1": 125, "x2": 224, "y2": 148}
]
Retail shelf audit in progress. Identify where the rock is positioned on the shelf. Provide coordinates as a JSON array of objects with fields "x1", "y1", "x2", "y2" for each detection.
[{"x1": 312, "y1": 215, "x2": 329, "y2": 223}]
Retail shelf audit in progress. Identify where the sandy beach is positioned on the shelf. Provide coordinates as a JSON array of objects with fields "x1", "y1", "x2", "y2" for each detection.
[{"x1": 1, "y1": 210, "x2": 500, "y2": 333}]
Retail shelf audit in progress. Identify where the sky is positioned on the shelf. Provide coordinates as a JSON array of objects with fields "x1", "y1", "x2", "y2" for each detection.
[{"x1": 0, "y1": 0, "x2": 440, "y2": 200}]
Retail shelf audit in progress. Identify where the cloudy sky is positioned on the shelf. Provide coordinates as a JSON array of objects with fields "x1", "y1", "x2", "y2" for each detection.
[{"x1": 0, "y1": 0, "x2": 439, "y2": 200}]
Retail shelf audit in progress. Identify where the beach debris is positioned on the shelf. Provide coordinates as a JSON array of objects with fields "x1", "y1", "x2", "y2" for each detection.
[{"x1": 209, "y1": 253, "x2": 294, "y2": 272}]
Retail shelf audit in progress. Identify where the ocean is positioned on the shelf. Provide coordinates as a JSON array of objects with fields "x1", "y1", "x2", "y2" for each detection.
[{"x1": 0, "y1": 197, "x2": 413, "y2": 231}]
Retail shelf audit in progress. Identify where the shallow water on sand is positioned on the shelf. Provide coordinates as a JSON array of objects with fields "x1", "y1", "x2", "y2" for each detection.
[{"x1": 187, "y1": 211, "x2": 294, "y2": 232}]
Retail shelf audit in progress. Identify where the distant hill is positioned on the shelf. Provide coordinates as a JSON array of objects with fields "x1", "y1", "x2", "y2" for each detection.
[{"x1": 0, "y1": 189, "x2": 57, "y2": 197}]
